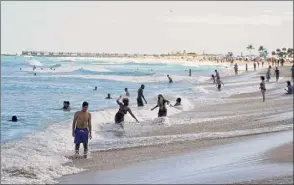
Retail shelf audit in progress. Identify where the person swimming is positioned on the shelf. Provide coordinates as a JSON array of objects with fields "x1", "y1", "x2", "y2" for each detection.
[
  {"x1": 151, "y1": 94, "x2": 170, "y2": 117},
  {"x1": 115, "y1": 96, "x2": 138, "y2": 128},
  {"x1": 10, "y1": 116, "x2": 18, "y2": 122},
  {"x1": 63, "y1": 101, "x2": 71, "y2": 110},
  {"x1": 167, "y1": 75, "x2": 173, "y2": 83},
  {"x1": 105, "y1": 94, "x2": 112, "y2": 99},
  {"x1": 125, "y1": 88, "x2": 130, "y2": 97},
  {"x1": 34, "y1": 73, "x2": 36, "y2": 76},
  {"x1": 94, "y1": 86, "x2": 97, "y2": 90},
  {"x1": 170, "y1": 97, "x2": 181, "y2": 107}
]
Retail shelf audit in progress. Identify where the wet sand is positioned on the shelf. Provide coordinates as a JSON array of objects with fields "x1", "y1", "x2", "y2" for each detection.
[{"x1": 58, "y1": 65, "x2": 293, "y2": 183}]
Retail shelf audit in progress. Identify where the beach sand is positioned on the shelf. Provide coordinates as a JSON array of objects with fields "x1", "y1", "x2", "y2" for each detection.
[{"x1": 59, "y1": 64, "x2": 293, "y2": 183}]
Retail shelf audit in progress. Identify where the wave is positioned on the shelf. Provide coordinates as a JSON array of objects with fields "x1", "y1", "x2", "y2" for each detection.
[
  {"x1": 70, "y1": 68, "x2": 155, "y2": 76},
  {"x1": 25, "y1": 59, "x2": 43, "y2": 66}
]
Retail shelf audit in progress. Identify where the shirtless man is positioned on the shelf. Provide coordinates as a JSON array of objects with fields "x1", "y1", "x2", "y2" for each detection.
[
  {"x1": 137, "y1": 84, "x2": 147, "y2": 107},
  {"x1": 72, "y1": 102, "x2": 92, "y2": 158}
]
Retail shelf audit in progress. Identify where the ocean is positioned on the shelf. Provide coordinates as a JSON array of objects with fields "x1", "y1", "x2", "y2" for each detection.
[{"x1": 1, "y1": 56, "x2": 225, "y2": 183}]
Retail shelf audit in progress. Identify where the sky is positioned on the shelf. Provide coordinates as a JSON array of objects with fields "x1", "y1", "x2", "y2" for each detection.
[{"x1": 1, "y1": 1, "x2": 293, "y2": 55}]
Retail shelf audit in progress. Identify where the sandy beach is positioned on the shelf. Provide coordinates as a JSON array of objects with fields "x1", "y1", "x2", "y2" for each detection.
[{"x1": 57, "y1": 62, "x2": 293, "y2": 184}]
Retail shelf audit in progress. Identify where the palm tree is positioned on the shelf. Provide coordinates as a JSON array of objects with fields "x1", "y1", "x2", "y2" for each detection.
[
  {"x1": 258, "y1": 46, "x2": 264, "y2": 52},
  {"x1": 246, "y1": 44, "x2": 254, "y2": 55},
  {"x1": 287, "y1": 48, "x2": 293, "y2": 57}
]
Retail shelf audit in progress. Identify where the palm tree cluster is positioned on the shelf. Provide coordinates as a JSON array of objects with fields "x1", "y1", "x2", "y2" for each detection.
[{"x1": 246, "y1": 44, "x2": 293, "y2": 59}]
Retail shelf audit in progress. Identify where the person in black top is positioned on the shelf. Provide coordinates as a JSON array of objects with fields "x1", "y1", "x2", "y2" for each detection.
[
  {"x1": 151, "y1": 94, "x2": 170, "y2": 117},
  {"x1": 137, "y1": 84, "x2": 147, "y2": 107},
  {"x1": 115, "y1": 96, "x2": 138, "y2": 128},
  {"x1": 274, "y1": 67, "x2": 280, "y2": 82}
]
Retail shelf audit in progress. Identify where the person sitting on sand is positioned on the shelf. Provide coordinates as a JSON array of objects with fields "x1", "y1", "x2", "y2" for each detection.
[
  {"x1": 211, "y1": 74, "x2": 216, "y2": 84},
  {"x1": 216, "y1": 78, "x2": 224, "y2": 91},
  {"x1": 115, "y1": 96, "x2": 139, "y2": 128},
  {"x1": 9, "y1": 116, "x2": 18, "y2": 122},
  {"x1": 105, "y1": 94, "x2": 112, "y2": 99},
  {"x1": 94, "y1": 86, "x2": 97, "y2": 90},
  {"x1": 72, "y1": 102, "x2": 92, "y2": 158},
  {"x1": 151, "y1": 94, "x2": 170, "y2": 117},
  {"x1": 63, "y1": 101, "x2": 71, "y2": 111},
  {"x1": 285, "y1": 81, "x2": 293, "y2": 94},
  {"x1": 259, "y1": 76, "x2": 266, "y2": 102},
  {"x1": 125, "y1": 88, "x2": 130, "y2": 97},
  {"x1": 167, "y1": 75, "x2": 173, "y2": 83}
]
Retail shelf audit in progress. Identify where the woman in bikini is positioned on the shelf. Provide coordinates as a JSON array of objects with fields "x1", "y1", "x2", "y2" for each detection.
[{"x1": 115, "y1": 96, "x2": 138, "y2": 128}]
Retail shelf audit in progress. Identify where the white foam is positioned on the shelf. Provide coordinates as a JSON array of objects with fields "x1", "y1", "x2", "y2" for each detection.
[{"x1": 25, "y1": 59, "x2": 43, "y2": 66}]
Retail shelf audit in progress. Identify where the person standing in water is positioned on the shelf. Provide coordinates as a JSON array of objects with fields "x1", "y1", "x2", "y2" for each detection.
[
  {"x1": 254, "y1": 62, "x2": 256, "y2": 71},
  {"x1": 266, "y1": 68, "x2": 271, "y2": 83},
  {"x1": 246, "y1": 63, "x2": 248, "y2": 71},
  {"x1": 167, "y1": 75, "x2": 173, "y2": 83},
  {"x1": 215, "y1": 70, "x2": 220, "y2": 79},
  {"x1": 137, "y1": 84, "x2": 147, "y2": 107},
  {"x1": 105, "y1": 94, "x2": 112, "y2": 99},
  {"x1": 259, "y1": 76, "x2": 266, "y2": 102},
  {"x1": 151, "y1": 94, "x2": 170, "y2": 117},
  {"x1": 211, "y1": 75, "x2": 216, "y2": 84},
  {"x1": 115, "y1": 96, "x2": 138, "y2": 128},
  {"x1": 274, "y1": 67, "x2": 280, "y2": 82},
  {"x1": 72, "y1": 102, "x2": 92, "y2": 158},
  {"x1": 216, "y1": 78, "x2": 224, "y2": 91},
  {"x1": 170, "y1": 97, "x2": 181, "y2": 107},
  {"x1": 234, "y1": 63, "x2": 238, "y2": 75},
  {"x1": 125, "y1": 88, "x2": 130, "y2": 97},
  {"x1": 94, "y1": 87, "x2": 97, "y2": 90},
  {"x1": 189, "y1": 69, "x2": 191, "y2": 77}
]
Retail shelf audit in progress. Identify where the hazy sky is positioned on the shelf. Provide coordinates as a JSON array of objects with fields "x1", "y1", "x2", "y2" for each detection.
[{"x1": 1, "y1": 1, "x2": 293, "y2": 55}]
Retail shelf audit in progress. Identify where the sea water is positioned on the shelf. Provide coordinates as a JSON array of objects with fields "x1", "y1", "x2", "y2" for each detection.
[{"x1": 1, "y1": 56, "x2": 226, "y2": 183}]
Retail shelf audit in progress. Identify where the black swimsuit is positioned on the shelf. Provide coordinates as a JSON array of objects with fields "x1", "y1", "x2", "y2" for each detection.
[{"x1": 115, "y1": 106, "x2": 127, "y2": 124}]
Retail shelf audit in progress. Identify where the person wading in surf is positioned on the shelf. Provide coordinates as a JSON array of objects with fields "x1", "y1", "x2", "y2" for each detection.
[
  {"x1": 72, "y1": 102, "x2": 92, "y2": 158},
  {"x1": 137, "y1": 84, "x2": 147, "y2": 107},
  {"x1": 151, "y1": 94, "x2": 170, "y2": 117},
  {"x1": 115, "y1": 96, "x2": 139, "y2": 128}
]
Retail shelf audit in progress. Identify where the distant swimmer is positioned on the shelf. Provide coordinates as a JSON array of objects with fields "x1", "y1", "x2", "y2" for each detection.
[
  {"x1": 215, "y1": 70, "x2": 220, "y2": 79},
  {"x1": 41, "y1": 68, "x2": 43, "y2": 70},
  {"x1": 259, "y1": 76, "x2": 266, "y2": 102},
  {"x1": 20, "y1": 68, "x2": 22, "y2": 70},
  {"x1": 33, "y1": 65, "x2": 36, "y2": 70},
  {"x1": 105, "y1": 94, "x2": 112, "y2": 99},
  {"x1": 151, "y1": 94, "x2": 170, "y2": 117},
  {"x1": 170, "y1": 97, "x2": 181, "y2": 107},
  {"x1": 246, "y1": 63, "x2": 248, "y2": 71},
  {"x1": 234, "y1": 63, "x2": 238, "y2": 75},
  {"x1": 274, "y1": 67, "x2": 280, "y2": 82},
  {"x1": 216, "y1": 78, "x2": 224, "y2": 91},
  {"x1": 94, "y1": 86, "x2": 97, "y2": 90},
  {"x1": 125, "y1": 88, "x2": 130, "y2": 97},
  {"x1": 72, "y1": 102, "x2": 92, "y2": 158},
  {"x1": 285, "y1": 81, "x2": 293, "y2": 94},
  {"x1": 63, "y1": 101, "x2": 71, "y2": 111},
  {"x1": 137, "y1": 84, "x2": 147, "y2": 107},
  {"x1": 167, "y1": 75, "x2": 173, "y2": 83},
  {"x1": 9, "y1": 116, "x2": 18, "y2": 122},
  {"x1": 211, "y1": 74, "x2": 216, "y2": 84},
  {"x1": 115, "y1": 96, "x2": 139, "y2": 128},
  {"x1": 34, "y1": 73, "x2": 36, "y2": 76},
  {"x1": 189, "y1": 69, "x2": 192, "y2": 77},
  {"x1": 254, "y1": 62, "x2": 256, "y2": 71}
]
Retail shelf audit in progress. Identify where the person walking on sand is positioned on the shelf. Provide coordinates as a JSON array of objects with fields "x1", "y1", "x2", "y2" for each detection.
[
  {"x1": 234, "y1": 63, "x2": 238, "y2": 75},
  {"x1": 274, "y1": 67, "x2": 280, "y2": 82},
  {"x1": 151, "y1": 94, "x2": 170, "y2": 117},
  {"x1": 137, "y1": 84, "x2": 147, "y2": 107},
  {"x1": 254, "y1": 62, "x2": 256, "y2": 71},
  {"x1": 259, "y1": 76, "x2": 266, "y2": 102},
  {"x1": 72, "y1": 102, "x2": 92, "y2": 158},
  {"x1": 115, "y1": 96, "x2": 138, "y2": 128},
  {"x1": 266, "y1": 70, "x2": 271, "y2": 83},
  {"x1": 246, "y1": 63, "x2": 248, "y2": 71}
]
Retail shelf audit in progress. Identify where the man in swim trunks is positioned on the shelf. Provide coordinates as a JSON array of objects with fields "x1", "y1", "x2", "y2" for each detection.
[
  {"x1": 72, "y1": 102, "x2": 92, "y2": 158},
  {"x1": 167, "y1": 75, "x2": 173, "y2": 83},
  {"x1": 137, "y1": 84, "x2": 147, "y2": 107}
]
